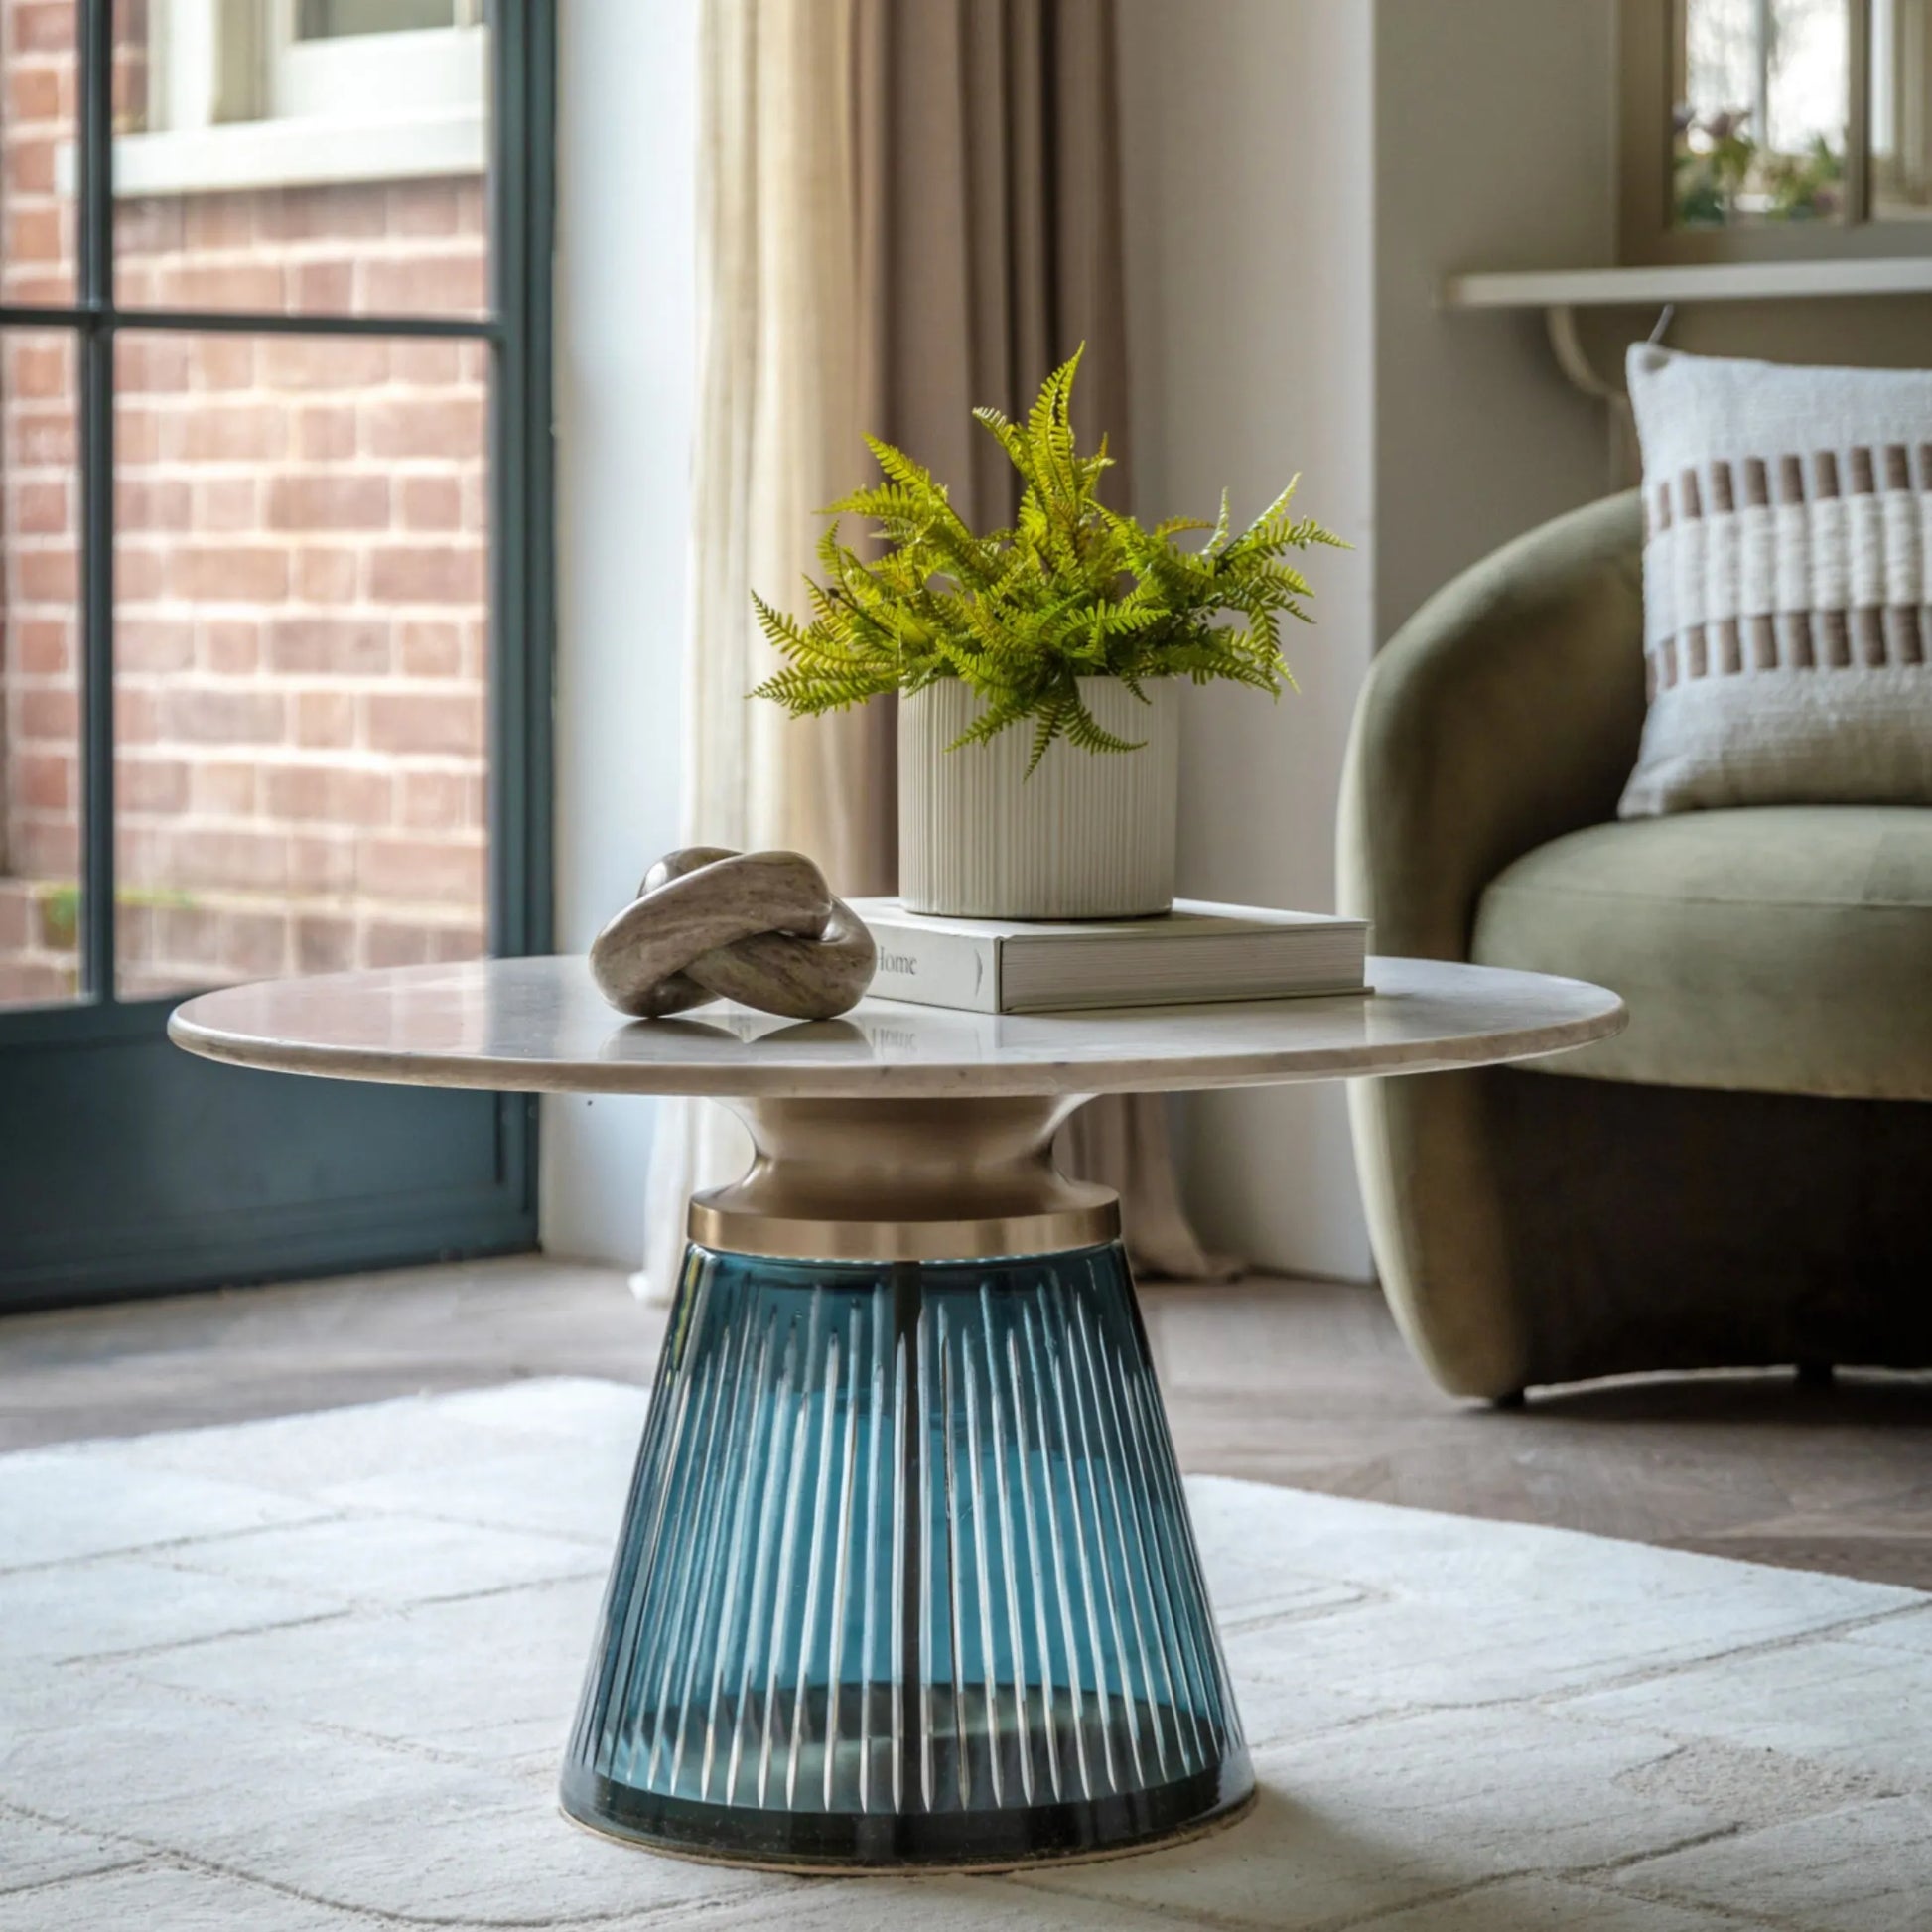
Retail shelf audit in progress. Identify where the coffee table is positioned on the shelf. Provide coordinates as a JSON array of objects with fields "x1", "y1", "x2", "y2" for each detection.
[{"x1": 170, "y1": 954, "x2": 1623, "y2": 1871}]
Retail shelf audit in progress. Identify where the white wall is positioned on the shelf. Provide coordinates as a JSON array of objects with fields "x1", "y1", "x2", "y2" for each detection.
[
  {"x1": 1118, "y1": 0, "x2": 1378, "y2": 1280},
  {"x1": 1372, "y1": 0, "x2": 1616, "y2": 638},
  {"x1": 542, "y1": 0, "x2": 699, "y2": 1264}
]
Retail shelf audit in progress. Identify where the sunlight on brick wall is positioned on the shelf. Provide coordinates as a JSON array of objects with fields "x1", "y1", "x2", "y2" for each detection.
[{"x1": 0, "y1": 0, "x2": 489, "y2": 1004}]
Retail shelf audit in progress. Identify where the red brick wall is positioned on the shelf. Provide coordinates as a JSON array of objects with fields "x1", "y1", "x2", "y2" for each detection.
[{"x1": 1, "y1": 0, "x2": 489, "y2": 1003}]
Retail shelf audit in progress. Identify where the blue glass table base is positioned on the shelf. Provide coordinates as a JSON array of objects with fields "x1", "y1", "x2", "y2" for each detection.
[{"x1": 561, "y1": 1241, "x2": 1254, "y2": 1869}]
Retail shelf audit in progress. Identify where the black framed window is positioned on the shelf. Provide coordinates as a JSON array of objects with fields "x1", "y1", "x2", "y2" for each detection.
[{"x1": 0, "y1": 0, "x2": 553, "y2": 1310}]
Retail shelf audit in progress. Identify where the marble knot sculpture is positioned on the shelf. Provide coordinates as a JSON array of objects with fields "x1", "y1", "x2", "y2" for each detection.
[{"x1": 588, "y1": 846, "x2": 877, "y2": 1021}]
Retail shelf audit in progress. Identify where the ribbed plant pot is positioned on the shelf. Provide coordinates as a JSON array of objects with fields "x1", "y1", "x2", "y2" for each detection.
[{"x1": 899, "y1": 676, "x2": 1178, "y2": 919}]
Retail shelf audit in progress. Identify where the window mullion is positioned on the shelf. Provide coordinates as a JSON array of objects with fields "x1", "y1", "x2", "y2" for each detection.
[
  {"x1": 486, "y1": 0, "x2": 551, "y2": 963},
  {"x1": 486, "y1": 0, "x2": 517, "y2": 957},
  {"x1": 1848, "y1": 0, "x2": 1875, "y2": 222},
  {"x1": 77, "y1": 0, "x2": 117, "y2": 1000}
]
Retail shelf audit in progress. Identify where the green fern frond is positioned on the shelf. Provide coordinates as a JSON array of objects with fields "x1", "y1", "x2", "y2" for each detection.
[
  {"x1": 1062, "y1": 699, "x2": 1144, "y2": 756},
  {"x1": 947, "y1": 689, "x2": 1035, "y2": 751},
  {"x1": 750, "y1": 345, "x2": 1340, "y2": 767},
  {"x1": 1025, "y1": 689, "x2": 1073, "y2": 775},
  {"x1": 1207, "y1": 488, "x2": 1232, "y2": 554}
]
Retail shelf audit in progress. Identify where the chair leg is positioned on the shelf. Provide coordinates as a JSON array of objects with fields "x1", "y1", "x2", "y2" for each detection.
[
  {"x1": 1490, "y1": 1389, "x2": 1527, "y2": 1411},
  {"x1": 1795, "y1": 1360, "x2": 1835, "y2": 1389}
]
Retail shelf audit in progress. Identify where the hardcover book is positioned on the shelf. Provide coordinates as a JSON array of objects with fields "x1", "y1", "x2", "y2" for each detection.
[{"x1": 849, "y1": 898, "x2": 1369, "y2": 1015}]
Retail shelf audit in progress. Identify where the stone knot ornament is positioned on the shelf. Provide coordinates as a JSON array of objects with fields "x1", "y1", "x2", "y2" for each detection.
[{"x1": 589, "y1": 846, "x2": 877, "y2": 1021}]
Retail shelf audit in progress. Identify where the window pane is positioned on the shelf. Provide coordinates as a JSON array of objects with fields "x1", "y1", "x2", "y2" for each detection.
[
  {"x1": 112, "y1": 0, "x2": 488, "y2": 319},
  {"x1": 298, "y1": 2, "x2": 462, "y2": 38},
  {"x1": 114, "y1": 331, "x2": 489, "y2": 998},
  {"x1": 1871, "y1": 0, "x2": 1932, "y2": 218},
  {"x1": 1, "y1": 0, "x2": 76, "y2": 303},
  {"x1": 0, "y1": 329, "x2": 82, "y2": 1007},
  {"x1": 1674, "y1": 0, "x2": 1850, "y2": 226}
]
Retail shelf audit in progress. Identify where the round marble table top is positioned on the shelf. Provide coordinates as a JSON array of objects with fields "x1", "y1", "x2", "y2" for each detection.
[{"x1": 168, "y1": 954, "x2": 1625, "y2": 1100}]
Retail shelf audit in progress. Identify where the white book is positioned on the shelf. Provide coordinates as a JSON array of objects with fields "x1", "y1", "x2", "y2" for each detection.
[{"x1": 849, "y1": 897, "x2": 1369, "y2": 1015}]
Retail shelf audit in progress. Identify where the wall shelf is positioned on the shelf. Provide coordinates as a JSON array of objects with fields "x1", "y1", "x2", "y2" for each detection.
[{"x1": 1441, "y1": 257, "x2": 1932, "y2": 311}]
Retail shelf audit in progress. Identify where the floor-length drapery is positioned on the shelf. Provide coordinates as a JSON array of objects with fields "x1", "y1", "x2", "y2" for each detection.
[
  {"x1": 644, "y1": 0, "x2": 1232, "y2": 1300},
  {"x1": 643, "y1": 0, "x2": 884, "y2": 1306},
  {"x1": 853, "y1": 0, "x2": 1229, "y2": 1281}
]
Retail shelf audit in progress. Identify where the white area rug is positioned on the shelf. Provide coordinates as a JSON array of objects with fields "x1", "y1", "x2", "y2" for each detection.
[{"x1": 1, "y1": 1379, "x2": 1927, "y2": 1931}]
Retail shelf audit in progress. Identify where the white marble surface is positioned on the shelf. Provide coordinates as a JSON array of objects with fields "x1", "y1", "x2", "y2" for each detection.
[
  {"x1": 2, "y1": 1380, "x2": 1922, "y2": 1930},
  {"x1": 168, "y1": 954, "x2": 1624, "y2": 1098}
]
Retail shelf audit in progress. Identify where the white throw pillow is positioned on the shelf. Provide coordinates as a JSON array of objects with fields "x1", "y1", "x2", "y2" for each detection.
[{"x1": 1620, "y1": 345, "x2": 1932, "y2": 817}]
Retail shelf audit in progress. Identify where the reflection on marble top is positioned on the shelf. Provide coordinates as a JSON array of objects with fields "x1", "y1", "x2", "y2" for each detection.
[{"x1": 168, "y1": 954, "x2": 1625, "y2": 1100}]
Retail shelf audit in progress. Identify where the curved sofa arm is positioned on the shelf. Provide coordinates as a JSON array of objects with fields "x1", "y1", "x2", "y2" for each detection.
[
  {"x1": 1338, "y1": 491, "x2": 1644, "y2": 1400},
  {"x1": 1338, "y1": 490, "x2": 1646, "y2": 958}
]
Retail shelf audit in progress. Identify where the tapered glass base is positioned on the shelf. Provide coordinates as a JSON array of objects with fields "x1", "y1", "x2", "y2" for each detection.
[{"x1": 561, "y1": 1241, "x2": 1253, "y2": 1869}]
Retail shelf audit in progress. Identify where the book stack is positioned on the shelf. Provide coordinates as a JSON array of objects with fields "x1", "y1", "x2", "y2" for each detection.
[{"x1": 848, "y1": 898, "x2": 1369, "y2": 1015}]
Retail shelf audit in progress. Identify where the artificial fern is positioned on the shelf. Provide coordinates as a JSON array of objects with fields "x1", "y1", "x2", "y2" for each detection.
[{"x1": 752, "y1": 346, "x2": 1343, "y2": 770}]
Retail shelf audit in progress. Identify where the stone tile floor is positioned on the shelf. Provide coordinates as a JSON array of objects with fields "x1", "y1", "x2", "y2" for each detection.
[
  {"x1": 5, "y1": 1257, "x2": 1930, "y2": 1588},
  {"x1": 1, "y1": 1376, "x2": 1926, "y2": 1930}
]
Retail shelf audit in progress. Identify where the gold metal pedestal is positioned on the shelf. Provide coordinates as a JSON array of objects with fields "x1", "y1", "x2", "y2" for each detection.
[{"x1": 686, "y1": 1093, "x2": 1119, "y2": 1263}]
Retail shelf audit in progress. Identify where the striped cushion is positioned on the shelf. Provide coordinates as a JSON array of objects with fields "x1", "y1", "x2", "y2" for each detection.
[{"x1": 1620, "y1": 346, "x2": 1932, "y2": 817}]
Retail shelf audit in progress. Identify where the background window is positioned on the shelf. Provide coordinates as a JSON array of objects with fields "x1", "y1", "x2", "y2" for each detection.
[
  {"x1": 271, "y1": 0, "x2": 484, "y2": 123},
  {"x1": 114, "y1": 0, "x2": 486, "y2": 201},
  {"x1": 1871, "y1": 0, "x2": 1932, "y2": 215},
  {"x1": 0, "y1": 0, "x2": 551, "y2": 1309},
  {"x1": 1673, "y1": 0, "x2": 1850, "y2": 226},
  {"x1": 1623, "y1": 0, "x2": 1932, "y2": 256}
]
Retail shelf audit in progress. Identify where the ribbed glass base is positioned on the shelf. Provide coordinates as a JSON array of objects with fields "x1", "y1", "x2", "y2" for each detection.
[{"x1": 561, "y1": 1242, "x2": 1253, "y2": 1869}]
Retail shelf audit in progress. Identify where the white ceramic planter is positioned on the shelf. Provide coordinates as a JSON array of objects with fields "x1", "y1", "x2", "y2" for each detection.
[{"x1": 898, "y1": 676, "x2": 1179, "y2": 919}]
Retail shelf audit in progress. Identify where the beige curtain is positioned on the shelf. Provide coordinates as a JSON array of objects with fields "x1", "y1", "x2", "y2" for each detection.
[
  {"x1": 856, "y1": 0, "x2": 1131, "y2": 521},
  {"x1": 643, "y1": 0, "x2": 877, "y2": 1305},
  {"x1": 682, "y1": 0, "x2": 891, "y2": 874},
  {"x1": 644, "y1": 0, "x2": 1232, "y2": 1300}
]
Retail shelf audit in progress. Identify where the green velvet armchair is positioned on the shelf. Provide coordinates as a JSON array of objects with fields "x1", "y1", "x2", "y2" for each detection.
[{"x1": 1338, "y1": 491, "x2": 1932, "y2": 1402}]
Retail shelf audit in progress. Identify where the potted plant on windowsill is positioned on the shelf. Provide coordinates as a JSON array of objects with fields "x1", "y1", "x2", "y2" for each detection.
[{"x1": 753, "y1": 348, "x2": 1341, "y2": 919}]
